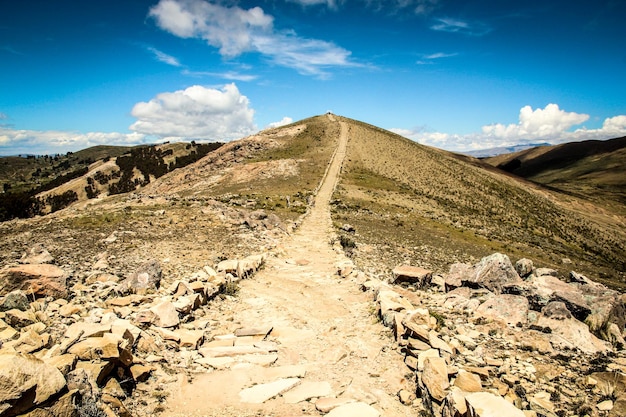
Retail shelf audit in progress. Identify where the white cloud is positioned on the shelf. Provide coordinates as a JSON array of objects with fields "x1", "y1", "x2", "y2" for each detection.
[
  {"x1": 0, "y1": 112, "x2": 8, "y2": 120},
  {"x1": 266, "y1": 117, "x2": 293, "y2": 129},
  {"x1": 430, "y1": 17, "x2": 491, "y2": 36},
  {"x1": 416, "y1": 51, "x2": 457, "y2": 64},
  {"x1": 392, "y1": 104, "x2": 626, "y2": 152},
  {"x1": 181, "y1": 69, "x2": 258, "y2": 82},
  {"x1": 129, "y1": 83, "x2": 256, "y2": 141},
  {"x1": 481, "y1": 104, "x2": 589, "y2": 141},
  {"x1": 351, "y1": 0, "x2": 441, "y2": 15},
  {"x1": 0, "y1": 127, "x2": 147, "y2": 155},
  {"x1": 601, "y1": 115, "x2": 626, "y2": 132},
  {"x1": 287, "y1": 0, "x2": 338, "y2": 8},
  {"x1": 148, "y1": 47, "x2": 182, "y2": 67},
  {"x1": 149, "y1": 0, "x2": 359, "y2": 77}
]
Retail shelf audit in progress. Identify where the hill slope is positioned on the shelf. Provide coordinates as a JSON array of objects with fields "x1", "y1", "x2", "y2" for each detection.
[
  {"x1": 485, "y1": 136, "x2": 626, "y2": 213},
  {"x1": 332, "y1": 117, "x2": 625, "y2": 288},
  {"x1": 0, "y1": 142, "x2": 222, "y2": 220},
  {"x1": 1, "y1": 114, "x2": 626, "y2": 417}
]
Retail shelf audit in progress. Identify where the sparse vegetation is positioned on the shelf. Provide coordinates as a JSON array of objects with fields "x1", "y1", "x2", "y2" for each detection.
[
  {"x1": 331, "y1": 117, "x2": 626, "y2": 289},
  {"x1": 0, "y1": 141, "x2": 224, "y2": 221}
]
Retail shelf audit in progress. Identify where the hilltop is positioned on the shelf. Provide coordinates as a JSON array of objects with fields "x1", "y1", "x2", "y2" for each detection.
[{"x1": 0, "y1": 114, "x2": 625, "y2": 417}]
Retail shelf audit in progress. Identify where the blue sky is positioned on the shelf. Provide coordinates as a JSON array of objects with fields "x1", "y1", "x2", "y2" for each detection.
[{"x1": 1, "y1": 0, "x2": 625, "y2": 155}]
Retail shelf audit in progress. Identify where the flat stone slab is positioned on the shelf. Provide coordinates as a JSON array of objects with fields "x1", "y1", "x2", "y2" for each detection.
[
  {"x1": 238, "y1": 378, "x2": 300, "y2": 404},
  {"x1": 240, "y1": 354, "x2": 278, "y2": 366},
  {"x1": 465, "y1": 392, "x2": 525, "y2": 417},
  {"x1": 326, "y1": 402, "x2": 380, "y2": 417},
  {"x1": 391, "y1": 265, "x2": 432, "y2": 287},
  {"x1": 195, "y1": 357, "x2": 235, "y2": 369},
  {"x1": 234, "y1": 326, "x2": 273, "y2": 337},
  {"x1": 199, "y1": 346, "x2": 268, "y2": 358},
  {"x1": 315, "y1": 397, "x2": 356, "y2": 413},
  {"x1": 282, "y1": 381, "x2": 333, "y2": 404},
  {"x1": 262, "y1": 365, "x2": 307, "y2": 380}
]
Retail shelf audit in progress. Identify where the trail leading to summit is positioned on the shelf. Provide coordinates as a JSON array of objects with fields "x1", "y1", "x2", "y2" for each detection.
[{"x1": 163, "y1": 115, "x2": 414, "y2": 417}]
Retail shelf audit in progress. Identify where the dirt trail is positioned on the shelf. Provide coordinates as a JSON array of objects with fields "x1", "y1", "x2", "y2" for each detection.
[{"x1": 163, "y1": 116, "x2": 414, "y2": 416}]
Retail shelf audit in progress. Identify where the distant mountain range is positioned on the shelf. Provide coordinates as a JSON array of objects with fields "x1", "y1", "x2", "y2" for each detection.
[
  {"x1": 485, "y1": 135, "x2": 626, "y2": 214},
  {"x1": 461, "y1": 143, "x2": 551, "y2": 158}
]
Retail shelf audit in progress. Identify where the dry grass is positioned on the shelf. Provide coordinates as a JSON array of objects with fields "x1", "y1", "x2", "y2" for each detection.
[{"x1": 332, "y1": 116, "x2": 626, "y2": 288}]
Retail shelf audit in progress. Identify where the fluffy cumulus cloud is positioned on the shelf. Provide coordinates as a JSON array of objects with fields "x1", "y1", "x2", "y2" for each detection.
[
  {"x1": 392, "y1": 104, "x2": 626, "y2": 152},
  {"x1": 481, "y1": 104, "x2": 589, "y2": 141},
  {"x1": 0, "y1": 127, "x2": 147, "y2": 156},
  {"x1": 266, "y1": 117, "x2": 293, "y2": 129},
  {"x1": 129, "y1": 83, "x2": 256, "y2": 141},
  {"x1": 149, "y1": 0, "x2": 357, "y2": 77}
]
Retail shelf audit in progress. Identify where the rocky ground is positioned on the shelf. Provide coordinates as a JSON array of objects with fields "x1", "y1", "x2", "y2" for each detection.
[{"x1": 0, "y1": 116, "x2": 625, "y2": 417}]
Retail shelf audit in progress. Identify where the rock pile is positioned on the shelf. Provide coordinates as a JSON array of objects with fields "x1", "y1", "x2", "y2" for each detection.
[
  {"x1": 367, "y1": 252, "x2": 626, "y2": 416},
  {"x1": 0, "y1": 250, "x2": 267, "y2": 416}
]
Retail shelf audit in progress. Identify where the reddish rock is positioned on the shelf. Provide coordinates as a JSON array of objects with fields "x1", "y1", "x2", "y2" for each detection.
[
  {"x1": 392, "y1": 265, "x2": 433, "y2": 288},
  {"x1": 0, "y1": 264, "x2": 67, "y2": 299}
]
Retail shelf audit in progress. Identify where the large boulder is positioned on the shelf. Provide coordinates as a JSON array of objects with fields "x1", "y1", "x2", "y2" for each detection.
[
  {"x1": 466, "y1": 253, "x2": 522, "y2": 294},
  {"x1": 527, "y1": 274, "x2": 591, "y2": 321},
  {"x1": 536, "y1": 314, "x2": 609, "y2": 354},
  {"x1": 0, "y1": 353, "x2": 67, "y2": 416},
  {"x1": 0, "y1": 264, "x2": 67, "y2": 299},
  {"x1": 515, "y1": 258, "x2": 534, "y2": 279},
  {"x1": 445, "y1": 263, "x2": 473, "y2": 291}
]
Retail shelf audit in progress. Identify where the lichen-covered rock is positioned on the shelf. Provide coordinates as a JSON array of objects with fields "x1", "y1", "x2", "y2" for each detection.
[
  {"x1": 515, "y1": 258, "x2": 534, "y2": 279},
  {"x1": 0, "y1": 291, "x2": 30, "y2": 312},
  {"x1": 467, "y1": 253, "x2": 522, "y2": 294},
  {"x1": 123, "y1": 260, "x2": 162, "y2": 295}
]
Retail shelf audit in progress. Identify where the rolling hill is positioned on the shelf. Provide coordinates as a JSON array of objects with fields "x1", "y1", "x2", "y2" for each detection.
[
  {"x1": 1, "y1": 115, "x2": 624, "y2": 289},
  {"x1": 0, "y1": 141, "x2": 223, "y2": 220},
  {"x1": 1, "y1": 114, "x2": 626, "y2": 417},
  {"x1": 485, "y1": 136, "x2": 626, "y2": 214}
]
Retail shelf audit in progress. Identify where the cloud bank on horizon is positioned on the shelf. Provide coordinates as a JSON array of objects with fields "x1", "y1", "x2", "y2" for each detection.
[
  {"x1": 391, "y1": 104, "x2": 626, "y2": 151},
  {"x1": 2, "y1": 91, "x2": 625, "y2": 155}
]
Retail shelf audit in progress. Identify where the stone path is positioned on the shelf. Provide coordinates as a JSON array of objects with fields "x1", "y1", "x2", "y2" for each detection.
[{"x1": 162, "y1": 116, "x2": 415, "y2": 416}]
